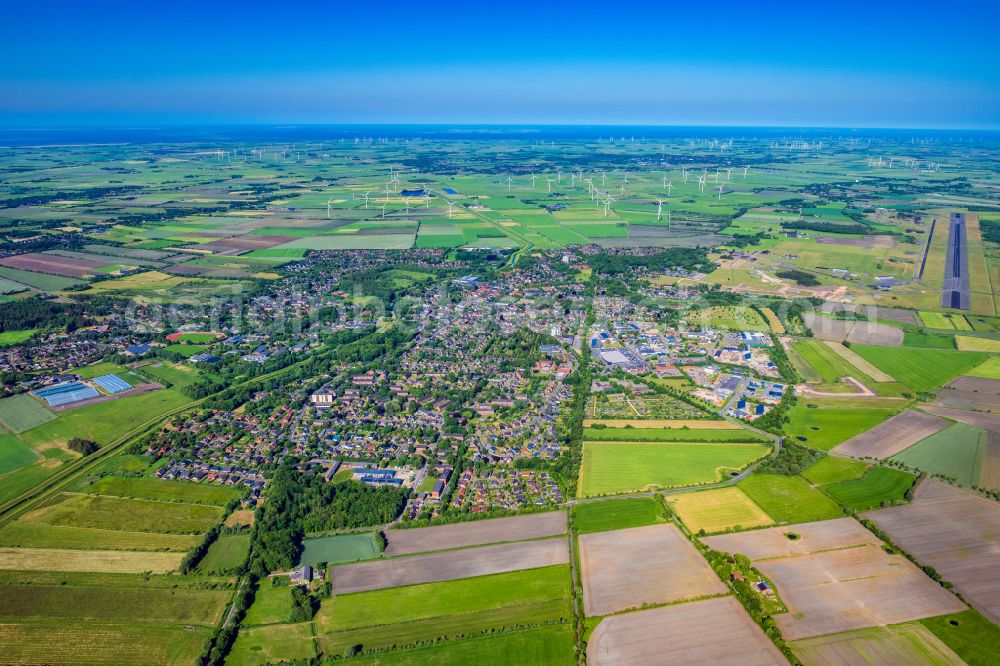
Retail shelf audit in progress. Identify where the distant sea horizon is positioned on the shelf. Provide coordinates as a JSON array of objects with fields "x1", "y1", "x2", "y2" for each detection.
[{"x1": 0, "y1": 124, "x2": 997, "y2": 146}]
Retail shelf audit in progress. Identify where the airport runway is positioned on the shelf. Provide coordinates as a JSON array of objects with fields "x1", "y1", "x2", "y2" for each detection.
[{"x1": 941, "y1": 212, "x2": 970, "y2": 310}]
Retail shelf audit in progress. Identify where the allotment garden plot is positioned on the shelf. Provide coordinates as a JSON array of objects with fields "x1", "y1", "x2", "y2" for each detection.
[{"x1": 586, "y1": 393, "x2": 706, "y2": 420}]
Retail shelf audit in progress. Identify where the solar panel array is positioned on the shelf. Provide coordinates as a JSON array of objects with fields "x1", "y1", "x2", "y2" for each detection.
[
  {"x1": 33, "y1": 381, "x2": 100, "y2": 407},
  {"x1": 92, "y1": 374, "x2": 133, "y2": 394}
]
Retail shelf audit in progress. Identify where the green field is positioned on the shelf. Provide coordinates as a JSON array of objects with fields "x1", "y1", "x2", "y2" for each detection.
[
  {"x1": 0, "y1": 266, "x2": 83, "y2": 290},
  {"x1": 822, "y1": 466, "x2": 917, "y2": 511},
  {"x1": 689, "y1": 305, "x2": 770, "y2": 332},
  {"x1": 0, "y1": 620, "x2": 212, "y2": 666},
  {"x1": 786, "y1": 401, "x2": 896, "y2": 451},
  {"x1": 21, "y1": 492, "x2": 224, "y2": 534},
  {"x1": 229, "y1": 621, "x2": 317, "y2": 664},
  {"x1": 801, "y1": 456, "x2": 870, "y2": 486},
  {"x1": 163, "y1": 343, "x2": 209, "y2": 357},
  {"x1": 137, "y1": 361, "x2": 205, "y2": 390},
  {"x1": 197, "y1": 534, "x2": 250, "y2": 573},
  {"x1": 919, "y1": 311, "x2": 972, "y2": 330},
  {"x1": 891, "y1": 423, "x2": 986, "y2": 487},
  {"x1": 0, "y1": 394, "x2": 56, "y2": 434},
  {"x1": 902, "y1": 331, "x2": 955, "y2": 349},
  {"x1": 0, "y1": 521, "x2": 200, "y2": 551},
  {"x1": 170, "y1": 332, "x2": 218, "y2": 343},
  {"x1": 337, "y1": 624, "x2": 575, "y2": 666},
  {"x1": 0, "y1": 435, "x2": 37, "y2": 475},
  {"x1": 965, "y1": 356, "x2": 1000, "y2": 379},
  {"x1": 738, "y1": 474, "x2": 844, "y2": 523},
  {"x1": 77, "y1": 476, "x2": 241, "y2": 506},
  {"x1": 579, "y1": 441, "x2": 771, "y2": 496},
  {"x1": 851, "y1": 346, "x2": 989, "y2": 391},
  {"x1": 244, "y1": 578, "x2": 293, "y2": 626},
  {"x1": 793, "y1": 339, "x2": 863, "y2": 384},
  {"x1": 921, "y1": 610, "x2": 1000, "y2": 666},
  {"x1": 0, "y1": 583, "x2": 229, "y2": 624},
  {"x1": 582, "y1": 427, "x2": 768, "y2": 443},
  {"x1": 0, "y1": 328, "x2": 37, "y2": 346},
  {"x1": 571, "y1": 497, "x2": 668, "y2": 534},
  {"x1": 299, "y1": 532, "x2": 382, "y2": 567}
]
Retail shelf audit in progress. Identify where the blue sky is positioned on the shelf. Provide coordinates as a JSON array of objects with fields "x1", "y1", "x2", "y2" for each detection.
[{"x1": 2, "y1": 0, "x2": 998, "y2": 128}]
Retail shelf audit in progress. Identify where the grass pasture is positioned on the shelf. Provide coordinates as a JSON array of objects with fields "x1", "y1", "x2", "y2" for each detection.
[
  {"x1": 891, "y1": 423, "x2": 986, "y2": 487},
  {"x1": 0, "y1": 436, "x2": 36, "y2": 476},
  {"x1": 955, "y1": 335, "x2": 1000, "y2": 352},
  {"x1": 76, "y1": 476, "x2": 241, "y2": 506},
  {"x1": 0, "y1": 394, "x2": 55, "y2": 434},
  {"x1": 21, "y1": 492, "x2": 224, "y2": 534},
  {"x1": 579, "y1": 441, "x2": 770, "y2": 497},
  {"x1": 571, "y1": 497, "x2": 668, "y2": 534},
  {"x1": 0, "y1": 620, "x2": 211, "y2": 666},
  {"x1": 197, "y1": 534, "x2": 250, "y2": 573},
  {"x1": 0, "y1": 584, "x2": 229, "y2": 624},
  {"x1": 667, "y1": 486, "x2": 774, "y2": 534},
  {"x1": 0, "y1": 521, "x2": 199, "y2": 552},
  {"x1": 338, "y1": 624, "x2": 575, "y2": 666},
  {"x1": 689, "y1": 305, "x2": 769, "y2": 332},
  {"x1": 299, "y1": 532, "x2": 382, "y2": 567},
  {"x1": 822, "y1": 466, "x2": 917, "y2": 511},
  {"x1": 738, "y1": 474, "x2": 844, "y2": 524},
  {"x1": 965, "y1": 356, "x2": 1000, "y2": 379},
  {"x1": 801, "y1": 456, "x2": 870, "y2": 486},
  {"x1": 851, "y1": 345, "x2": 989, "y2": 392},
  {"x1": 786, "y1": 401, "x2": 897, "y2": 451},
  {"x1": 921, "y1": 610, "x2": 1000, "y2": 666},
  {"x1": 0, "y1": 547, "x2": 183, "y2": 573}
]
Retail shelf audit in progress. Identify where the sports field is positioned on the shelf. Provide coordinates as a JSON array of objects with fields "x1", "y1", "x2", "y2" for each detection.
[
  {"x1": 571, "y1": 497, "x2": 667, "y2": 534},
  {"x1": 738, "y1": 474, "x2": 843, "y2": 524},
  {"x1": 667, "y1": 486, "x2": 774, "y2": 534},
  {"x1": 579, "y1": 441, "x2": 770, "y2": 496}
]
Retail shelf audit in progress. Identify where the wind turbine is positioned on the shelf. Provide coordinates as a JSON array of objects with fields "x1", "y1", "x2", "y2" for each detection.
[
  {"x1": 656, "y1": 198, "x2": 664, "y2": 222},
  {"x1": 716, "y1": 184, "x2": 724, "y2": 199},
  {"x1": 726, "y1": 168, "x2": 733, "y2": 181},
  {"x1": 556, "y1": 170, "x2": 562, "y2": 183},
  {"x1": 381, "y1": 202, "x2": 387, "y2": 219},
  {"x1": 682, "y1": 167, "x2": 689, "y2": 183},
  {"x1": 362, "y1": 192, "x2": 370, "y2": 208},
  {"x1": 546, "y1": 177, "x2": 553, "y2": 193},
  {"x1": 505, "y1": 176, "x2": 513, "y2": 191},
  {"x1": 404, "y1": 196, "x2": 411, "y2": 214},
  {"x1": 326, "y1": 197, "x2": 333, "y2": 219},
  {"x1": 665, "y1": 180, "x2": 673, "y2": 196},
  {"x1": 743, "y1": 166, "x2": 749, "y2": 179},
  {"x1": 530, "y1": 174, "x2": 537, "y2": 189},
  {"x1": 424, "y1": 190, "x2": 431, "y2": 207},
  {"x1": 603, "y1": 196, "x2": 613, "y2": 218},
  {"x1": 601, "y1": 171, "x2": 607, "y2": 186},
  {"x1": 447, "y1": 201, "x2": 455, "y2": 219}
]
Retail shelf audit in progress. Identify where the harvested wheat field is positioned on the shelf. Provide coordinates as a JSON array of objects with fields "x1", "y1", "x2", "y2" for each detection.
[
  {"x1": 790, "y1": 623, "x2": 964, "y2": 666},
  {"x1": 704, "y1": 519, "x2": 964, "y2": 640},
  {"x1": 863, "y1": 479, "x2": 1000, "y2": 626},
  {"x1": 331, "y1": 537, "x2": 567, "y2": 594},
  {"x1": 667, "y1": 487, "x2": 774, "y2": 534},
  {"x1": 833, "y1": 410, "x2": 948, "y2": 459},
  {"x1": 0, "y1": 547, "x2": 182, "y2": 574},
  {"x1": 587, "y1": 596, "x2": 787, "y2": 666},
  {"x1": 578, "y1": 523, "x2": 724, "y2": 616},
  {"x1": 384, "y1": 511, "x2": 567, "y2": 556},
  {"x1": 931, "y1": 376, "x2": 1000, "y2": 412}
]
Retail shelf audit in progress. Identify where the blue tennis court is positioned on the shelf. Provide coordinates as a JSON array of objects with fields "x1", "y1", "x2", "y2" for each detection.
[
  {"x1": 92, "y1": 374, "x2": 133, "y2": 394},
  {"x1": 33, "y1": 381, "x2": 100, "y2": 407}
]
